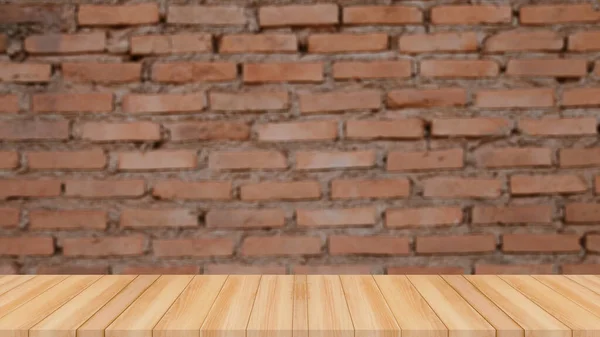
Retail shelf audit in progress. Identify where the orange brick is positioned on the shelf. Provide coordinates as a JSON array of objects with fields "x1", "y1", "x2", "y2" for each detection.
[
  {"x1": 475, "y1": 147, "x2": 552, "y2": 168},
  {"x1": 25, "y1": 33, "x2": 106, "y2": 54},
  {"x1": 210, "y1": 91, "x2": 289, "y2": 111},
  {"x1": 565, "y1": 203, "x2": 600, "y2": 223},
  {"x1": 521, "y1": 4, "x2": 600, "y2": 25},
  {"x1": 388, "y1": 266, "x2": 465, "y2": 274},
  {"x1": 343, "y1": 6, "x2": 422, "y2": 25},
  {"x1": 329, "y1": 235, "x2": 410, "y2": 255},
  {"x1": 386, "y1": 207, "x2": 463, "y2": 228},
  {"x1": 241, "y1": 236, "x2": 321, "y2": 257},
  {"x1": 220, "y1": 34, "x2": 297, "y2": 54},
  {"x1": 387, "y1": 148, "x2": 463, "y2": 171},
  {"x1": 569, "y1": 31, "x2": 600, "y2": 52},
  {"x1": 131, "y1": 33, "x2": 212, "y2": 55},
  {"x1": 26, "y1": 149, "x2": 106, "y2": 170},
  {"x1": 0, "y1": 151, "x2": 18, "y2": 170},
  {"x1": 420, "y1": 60, "x2": 499, "y2": 78},
  {"x1": 0, "y1": 4, "x2": 63, "y2": 24},
  {"x1": 244, "y1": 63, "x2": 323, "y2": 83},
  {"x1": 474, "y1": 89, "x2": 555, "y2": 108},
  {"x1": 64, "y1": 179, "x2": 145, "y2": 198},
  {"x1": 259, "y1": 4, "x2": 338, "y2": 27},
  {"x1": 206, "y1": 209, "x2": 285, "y2": 229},
  {"x1": 293, "y1": 265, "x2": 374, "y2": 274},
  {"x1": 472, "y1": 205, "x2": 553, "y2": 225},
  {"x1": 166, "y1": 121, "x2": 250, "y2": 142},
  {"x1": 560, "y1": 148, "x2": 600, "y2": 167},
  {"x1": 0, "y1": 120, "x2": 69, "y2": 141},
  {"x1": 507, "y1": 59, "x2": 587, "y2": 77},
  {"x1": 62, "y1": 63, "x2": 141, "y2": 83},
  {"x1": 296, "y1": 207, "x2": 377, "y2": 227},
  {"x1": 122, "y1": 93, "x2": 205, "y2": 114},
  {"x1": 205, "y1": 264, "x2": 286, "y2": 275},
  {"x1": 63, "y1": 235, "x2": 145, "y2": 257},
  {"x1": 78, "y1": 4, "x2": 158, "y2": 25},
  {"x1": 295, "y1": 150, "x2": 376, "y2": 170},
  {"x1": 119, "y1": 265, "x2": 200, "y2": 275},
  {"x1": 475, "y1": 264, "x2": 554, "y2": 274},
  {"x1": 209, "y1": 151, "x2": 286, "y2": 170},
  {"x1": 518, "y1": 118, "x2": 597, "y2": 136},
  {"x1": 167, "y1": 5, "x2": 246, "y2": 25},
  {"x1": 29, "y1": 210, "x2": 107, "y2": 230},
  {"x1": 345, "y1": 119, "x2": 424, "y2": 139},
  {"x1": 300, "y1": 90, "x2": 380, "y2": 114},
  {"x1": 432, "y1": 5, "x2": 512, "y2": 24},
  {"x1": 333, "y1": 60, "x2": 411, "y2": 80},
  {"x1": 399, "y1": 32, "x2": 478, "y2": 53},
  {"x1": 152, "y1": 62, "x2": 237, "y2": 83},
  {"x1": 387, "y1": 88, "x2": 467, "y2": 108},
  {"x1": 0, "y1": 237, "x2": 54, "y2": 256},
  {"x1": 152, "y1": 180, "x2": 231, "y2": 200},
  {"x1": 241, "y1": 181, "x2": 321, "y2": 201},
  {"x1": 80, "y1": 122, "x2": 161, "y2": 142},
  {"x1": 484, "y1": 30, "x2": 563, "y2": 52},
  {"x1": 562, "y1": 88, "x2": 600, "y2": 107},
  {"x1": 121, "y1": 208, "x2": 197, "y2": 228},
  {"x1": 510, "y1": 175, "x2": 587, "y2": 195},
  {"x1": 423, "y1": 177, "x2": 502, "y2": 198},
  {"x1": 256, "y1": 121, "x2": 338, "y2": 142},
  {"x1": 154, "y1": 238, "x2": 234, "y2": 257},
  {"x1": 308, "y1": 33, "x2": 388, "y2": 53},
  {"x1": 588, "y1": 235, "x2": 600, "y2": 253},
  {"x1": 416, "y1": 235, "x2": 496, "y2": 254},
  {"x1": 0, "y1": 179, "x2": 61, "y2": 199},
  {"x1": 117, "y1": 150, "x2": 197, "y2": 171},
  {"x1": 0, "y1": 95, "x2": 19, "y2": 113},
  {"x1": 561, "y1": 264, "x2": 600, "y2": 274},
  {"x1": 331, "y1": 178, "x2": 410, "y2": 199},
  {"x1": 432, "y1": 118, "x2": 511, "y2": 137},
  {"x1": 32, "y1": 93, "x2": 113, "y2": 113},
  {"x1": 36, "y1": 265, "x2": 109, "y2": 275},
  {"x1": 503, "y1": 234, "x2": 581, "y2": 253},
  {"x1": 0, "y1": 208, "x2": 19, "y2": 228},
  {"x1": 0, "y1": 63, "x2": 51, "y2": 83}
]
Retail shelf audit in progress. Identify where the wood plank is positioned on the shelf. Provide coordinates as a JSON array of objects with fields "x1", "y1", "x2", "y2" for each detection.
[
  {"x1": 501, "y1": 275, "x2": 600, "y2": 337},
  {"x1": 293, "y1": 275, "x2": 308, "y2": 337},
  {"x1": 0, "y1": 275, "x2": 67, "y2": 319},
  {"x1": 533, "y1": 275, "x2": 600, "y2": 319},
  {"x1": 0, "y1": 275, "x2": 35, "y2": 298},
  {"x1": 248, "y1": 275, "x2": 294, "y2": 337},
  {"x1": 0, "y1": 275, "x2": 101, "y2": 337},
  {"x1": 567, "y1": 276, "x2": 600, "y2": 295},
  {"x1": 407, "y1": 275, "x2": 495, "y2": 337},
  {"x1": 200, "y1": 275, "x2": 262, "y2": 337},
  {"x1": 306, "y1": 275, "x2": 354, "y2": 337},
  {"x1": 154, "y1": 275, "x2": 228, "y2": 337},
  {"x1": 465, "y1": 275, "x2": 570, "y2": 337},
  {"x1": 78, "y1": 275, "x2": 159, "y2": 337},
  {"x1": 30, "y1": 275, "x2": 136, "y2": 337},
  {"x1": 374, "y1": 275, "x2": 447, "y2": 337},
  {"x1": 105, "y1": 275, "x2": 194, "y2": 337}
]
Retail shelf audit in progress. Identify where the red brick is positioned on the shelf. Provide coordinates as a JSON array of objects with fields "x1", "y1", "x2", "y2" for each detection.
[
  {"x1": 387, "y1": 148, "x2": 463, "y2": 171},
  {"x1": 562, "y1": 88, "x2": 600, "y2": 107},
  {"x1": 154, "y1": 238, "x2": 234, "y2": 257},
  {"x1": 259, "y1": 4, "x2": 338, "y2": 27},
  {"x1": 0, "y1": 95, "x2": 19, "y2": 113},
  {"x1": 330, "y1": 235, "x2": 410, "y2": 255},
  {"x1": 507, "y1": 59, "x2": 587, "y2": 78},
  {"x1": 333, "y1": 60, "x2": 411, "y2": 80},
  {"x1": 561, "y1": 264, "x2": 600, "y2": 274},
  {"x1": 595, "y1": 62, "x2": 600, "y2": 77},
  {"x1": 520, "y1": 4, "x2": 600, "y2": 25},
  {"x1": 295, "y1": 150, "x2": 375, "y2": 170},
  {"x1": 241, "y1": 236, "x2": 321, "y2": 257},
  {"x1": 210, "y1": 91, "x2": 289, "y2": 111},
  {"x1": 257, "y1": 121, "x2": 338, "y2": 142},
  {"x1": 25, "y1": 33, "x2": 105, "y2": 54},
  {"x1": 26, "y1": 149, "x2": 106, "y2": 170},
  {"x1": 117, "y1": 150, "x2": 197, "y2": 171},
  {"x1": 0, "y1": 237, "x2": 54, "y2": 256},
  {"x1": 593, "y1": 176, "x2": 600, "y2": 194},
  {"x1": 206, "y1": 209, "x2": 285, "y2": 229},
  {"x1": 152, "y1": 62, "x2": 237, "y2": 83},
  {"x1": 166, "y1": 121, "x2": 250, "y2": 142},
  {"x1": 78, "y1": 4, "x2": 159, "y2": 26},
  {"x1": 220, "y1": 34, "x2": 297, "y2": 54},
  {"x1": 32, "y1": 93, "x2": 113, "y2": 113},
  {"x1": 343, "y1": 6, "x2": 422, "y2": 25},
  {"x1": 63, "y1": 235, "x2": 145, "y2": 257},
  {"x1": 167, "y1": 5, "x2": 246, "y2": 25},
  {"x1": 416, "y1": 235, "x2": 496, "y2": 254},
  {"x1": 331, "y1": 178, "x2": 410, "y2": 199},
  {"x1": 518, "y1": 118, "x2": 597, "y2": 136},
  {"x1": 386, "y1": 207, "x2": 463, "y2": 228},
  {"x1": 36, "y1": 265, "x2": 109, "y2": 275},
  {"x1": 0, "y1": 120, "x2": 69, "y2": 141},
  {"x1": 121, "y1": 208, "x2": 197, "y2": 228},
  {"x1": 152, "y1": 180, "x2": 231, "y2": 201},
  {"x1": 0, "y1": 179, "x2": 61, "y2": 200},
  {"x1": 432, "y1": 118, "x2": 511, "y2": 137},
  {"x1": 510, "y1": 175, "x2": 587, "y2": 195},
  {"x1": 244, "y1": 63, "x2": 323, "y2": 83},
  {"x1": 432, "y1": 5, "x2": 512, "y2": 24},
  {"x1": 475, "y1": 147, "x2": 552, "y2": 168},
  {"x1": 0, "y1": 5, "x2": 63, "y2": 24},
  {"x1": 296, "y1": 207, "x2": 377, "y2": 228},
  {"x1": 80, "y1": 122, "x2": 161, "y2": 142},
  {"x1": 209, "y1": 151, "x2": 287, "y2": 170},
  {"x1": 0, "y1": 208, "x2": 19, "y2": 228},
  {"x1": 122, "y1": 94, "x2": 205, "y2": 114},
  {"x1": 308, "y1": 33, "x2": 388, "y2": 53},
  {"x1": 345, "y1": 119, "x2": 424, "y2": 139},
  {"x1": 588, "y1": 235, "x2": 600, "y2": 253},
  {"x1": 503, "y1": 234, "x2": 581, "y2": 253},
  {"x1": 420, "y1": 60, "x2": 499, "y2": 78},
  {"x1": 399, "y1": 32, "x2": 478, "y2": 53},
  {"x1": 0, "y1": 151, "x2": 18, "y2": 170},
  {"x1": 0, "y1": 63, "x2": 51, "y2": 83},
  {"x1": 205, "y1": 264, "x2": 286, "y2": 275},
  {"x1": 119, "y1": 265, "x2": 200, "y2": 275},
  {"x1": 472, "y1": 205, "x2": 553, "y2": 225},
  {"x1": 64, "y1": 179, "x2": 145, "y2": 198},
  {"x1": 560, "y1": 148, "x2": 600, "y2": 167},
  {"x1": 569, "y1": 32, "x2": 600, "y2": 52},
  {"x1": 389, "y1": 266, "x2": 465, "y2": 274},
  {"x1": 293, "y1": 265, "x2": 374, "y2": 274},
  {"x1": 484, "y1": 30, "x2": 563, "y2": 52},
  {"x1": 62, "y1": 63, "x2": 141, "y2": 83},
  {"x1": 241, "y1": 181, "x2": 321, "y2": 201},
  {"x1": 29, "y1": 210, "x2": 107, "y2": 230},
  {"x1": 300, "y1": 90, "x2": 380, "y2": 114},
  {"x1": 387, "y1": 88, "x2": 467, "y2": 108},
  {"x1": 565, "y1": 203, "x2": 600, "y2": 223},
  {"x1": 423, "y1": 177, "x2": 502, "y2": 199},
  {"x1": 475, "y1": 264, "x2": 554, "y2": 274},
  {"x1": 474, "y1": 89, "x2": 555, "y2": 108},
  {"x1": 131, "y1": 34, "x2": 212, "y2": 55}
]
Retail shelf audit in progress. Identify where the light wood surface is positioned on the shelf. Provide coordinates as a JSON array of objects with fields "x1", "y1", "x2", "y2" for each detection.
[{"x1": 0, "y1": 275, "x2": 598, "y2": 337}]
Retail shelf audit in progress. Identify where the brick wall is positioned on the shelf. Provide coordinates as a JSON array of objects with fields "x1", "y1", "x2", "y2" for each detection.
[{"x1": 0, "y1": 1, "x2": 599, "y2": 275}]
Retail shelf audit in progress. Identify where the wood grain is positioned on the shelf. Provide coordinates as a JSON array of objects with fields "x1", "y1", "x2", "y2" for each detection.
[{"x1": 307, "y1": 275, "x2": 354, "y2": 337}]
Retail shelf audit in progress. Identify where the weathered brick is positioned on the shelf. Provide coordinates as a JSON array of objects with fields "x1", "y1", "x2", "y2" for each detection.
[
  {"x1": 420, "y1": 60, "x2": 499, "y2": 78},
  {"x1": 0, "y1": 237, "x2": 54, "y2": 256},
  {"x1": 168, "y1": 5, "x2": 246, "y2": 25},
  {"x1": 25, "y1": 33, "x2": 106, "y2": 54},
  {"x1": 154, "y1": 238, "x2": 234, "y2": 257},
  {"x1": 0, "y1": 179, "x2": 61, "y2": 199},
  {"x1": 333, "y1": 61, "x2": 411, "y2": 80},
  {"x1": 294, "y1": 265, "x2": 374, "y2": 274},
  {"x1": 0, "y1": 5, "x2": 63, "y2": 24},
  {"x1": 345, "y1": 119, "x2": 424, "y2": 139},
  {"x1": 259, "y1": 4, "x2": 338, "y2": 27},
  {"x1": 510, "y1": 175, "x2": 587, "y2": 195},
  {"x1": 565, "y1": 203, "x2": 600, "y2": 223},
  {"x1": 475, "y1": 264, "x2": 554, "y2": 274},
  {"x1": 388, "y1": 266, "x2": 465, "y2": 274},
  {"x1": 241, "y1": 236, "x2": 321, "y2": 257},
  {"x1": 560, "y1": 148, "x2": 600, "y2": 167},
  {"x1": 62, "y1": 63, "x2": 141, "y2": 83},
  {"x1": 388, "y1": 88, "x2": 467, "y2": 108},
  {"x1": 295, "y1": 150, "x2": 376, "y2": 170},
  {"x1": 210, "y1": 91, "x2": 289, "y2": 111},
  {"x1": 123, "y1": 94, "x2": 205, "y2": 114},
  {"x1": 0, "y1": 120, "x2": 69, "y2": 141},
  {"x1": 432, "y1": 5, "x2": 512, "y2": 25},
  {"x1": 588, "y1": 235, "x2": 600, "y2": 253},
  {"x1": 502, "y1": 234, "x2": 581, "y2": 253},
  {"x1": 26, "y1": 149, "x2": 106, "y2": 170},
  {"x1": 241, "y1": 181, "x2": 321, "y2": 201},
  {"x1": 562, "y1": 88, "x2": 600, "y2": 107},
  {"x1": 206, "y1": 209, "x2": 285, "y2": 229},
  {"x1": 561, "y1": 264, "x2": 600, "y2": 274},
  {"x1": 399, "y1": 32, "x2": 478, "y2": 53},
  {"x1": 0, "y1": 95, "x2": 19, "y2": 113},
  {"x1": 32, "y1": 93, "x2": 113, "y2": 113},
  {"x1": 472, "y1": 205, "x2": 553, "y2": 225},
  {"x1": 119, "y1": 265, "x2": 200, "y2": 275},
  {"x1": 386, "y1": 207, "x2": 463, "y2": 228},
  {"x1": 0, "y1": 208, "x2": 20, "y2": 228},
  {"x1": 520, "y1": 4, "x2": 600, "y2": 25},
  {"x1": 484, "y1": 30, "x2": 563, "y2": 52},
  {"x1": 78, "y1": 4, "x2": 159, "y2": 26},
  {"x1": 220, "y1": 34, "x2": 297, "y2": 53},
  {"x1": 29, "y1": 210, "x2": 107, "y2": 230},
  {"x1": 117, "y1": 150, "x2": 197, "y2": 171},
  {"x1": 296, "y1": 207, "x2": 377, "y2": 227},
  {"x1": 36, "y1": 265, "x2": 109, "y2": 275},
  {"x1": 569, "y1": 31, "x2": 600, "y2": 52},
  {"x1": 299, "y1": 90, "x2": 380, "y2": 113},
  {"x1": 152, "y1": 62, "x2": 237, "y2": 83},
  {"x1": 205, "y1": 264, "x2": 286, "y2": 275},
  {"x1": 209, "y1": 151, "x2": 287, "y2": 170},
  {"x1": 0, "y1": 35, "x2": 5, "y2": 53},
  {"x1": 518, "y1": 118, "x2": 597, "y2": 136},
  {"x1": 244, "y1": 63, "x2": 323, "y2": 83},
  {"x1": 343, "y1": 6, "x2": 422, "y2": 25},
  {"x1": 0, "y1": 151, "x2": 19, "y2": 170},
  {"x1": 0, "y1": 63, "x2": 51, "y2": 83},
  {"x1": 120, "y1": 208, "x2": 197, "y2": 228},
  {"x1": 167, "y1": 121, "x2": 250, "y2": 142},
  {"x1": 256, "y1": 121, "x2": 338, "y2": 142},
  {"x1": 474, "y1": 89, "x2": 555, "y2": 108},
  {"x1": 432, "y1": 118, "x2": 511, "y2": 137},
  {"x1": 64, "y1": 179, "x2": 145, "y2": 198},
  {"x1": 131, "y1": 34, "x2": 212, "y2": 55},
  {"x1": 423, "y1": 177, "x2": 502, "y2": 198},
  {"x1": 329, "y1": 235, "x2": 410, "y2": 255},
  {"x1": 308, "y1": 33, "x2": 388, "y2": 53},
  {"x1": 152, "y1": 180, "x2": 231, "y2": 200},
  {"x1": 506, "y1": 59, "x2": 587, "y2": 77},
  {"x1": 331, "y1": 179, "x2": 410, "y2": 199},
  {"x1": 387, "y1": 148, "x2": 463, "y2": 171},
  {"x1": 63, "y1": 235, "x2": 145, "y2": 256},
  {"x1": 80, "y1": 122, "x2": 161, "y2": 142},
  {"x1": 416, "y1": 235, "x2": 496, "y2": 254},
  {"x1": 475, "y1": 147, "x2": 552, "y2": 168}
]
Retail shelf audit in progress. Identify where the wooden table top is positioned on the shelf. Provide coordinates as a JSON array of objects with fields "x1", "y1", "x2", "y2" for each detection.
[{"x1": 0, "y1": 275, "x2": 599, "y2": 337}]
